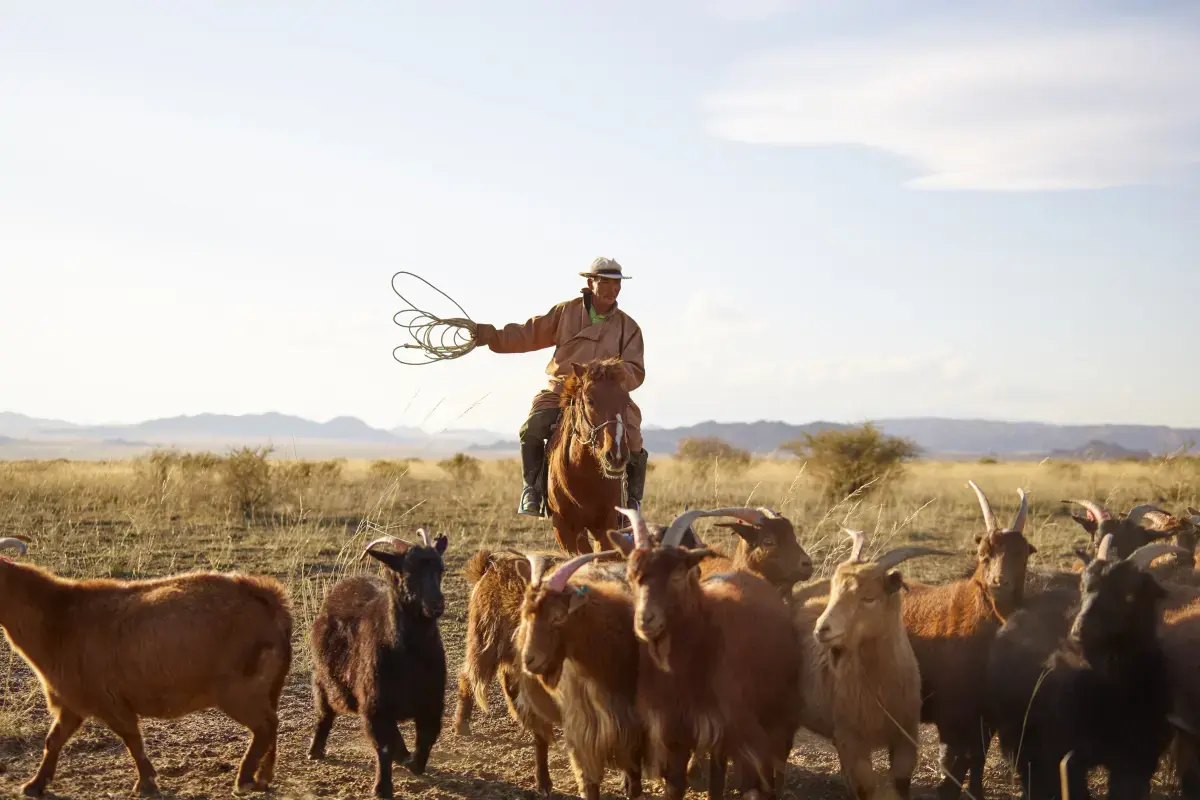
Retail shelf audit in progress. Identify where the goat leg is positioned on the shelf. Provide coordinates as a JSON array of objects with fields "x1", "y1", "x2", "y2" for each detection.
[
  {"x1": 936, "y1": 742, "x2": 970, "y2": 800},
  {"x1": 889, "y1": 734, "x2": 918, "y2": 800},
  {"x1": 406, "y1": 709, "x2": 441, "y2": 776},
  {"x1": 534, "y1": 730, "x2": 553, "y2": 797},
  {"x1": 453, "y1": 670, "x2": 474, "y2": 736},
  {"x1": 623, "y1": 766, "x2": 644, "y2": 799},
  {"x1": 105, "y1": 715, "x2": 159, "y2": 797},
  {"x1": 308, "y1": 684, "x2": 336, "y2": 760},
  {"x1": 365, "y1": 713, "x2": 397, "y2": 798},
  {"x1": 664, "y1": 749, "x2": 692, "y2": 800},
  {"x1": 21, "y1": 706, "x2": 83, "y2": 798},
  {"x1": 707, "y1": 748, "x2": 727, "y2": 800}
]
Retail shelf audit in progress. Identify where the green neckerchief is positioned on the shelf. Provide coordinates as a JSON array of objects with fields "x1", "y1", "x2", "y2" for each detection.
[{"x1": 584, "y1": 290, "x2": 612, "y2": 326}]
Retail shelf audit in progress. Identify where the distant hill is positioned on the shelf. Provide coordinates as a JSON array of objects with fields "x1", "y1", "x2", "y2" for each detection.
[
  {"x1": 3, "y1": 410, "x2": 1199, "y2": 460},
  {"x1": 1048, "y1": 439, "x2": 1154, "y2": 461}
]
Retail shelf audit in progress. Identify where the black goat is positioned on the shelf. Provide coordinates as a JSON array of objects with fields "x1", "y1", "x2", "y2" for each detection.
[
  {"x1": 308, "y1": 529, "x2": 449, "y2": 799},
  {"x1": 986, "y1": 535, "x2": 1187, "y2": 800}
]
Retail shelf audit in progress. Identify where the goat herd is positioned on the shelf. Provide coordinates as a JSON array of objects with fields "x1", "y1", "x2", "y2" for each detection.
[{"x1": 1, "y1": 485, "x2": 1199, "y2": 800}]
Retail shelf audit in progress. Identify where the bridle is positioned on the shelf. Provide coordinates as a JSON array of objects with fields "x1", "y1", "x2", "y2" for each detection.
[{"x1": 568, "y1": 398, "x2": 628, "y2": 480}]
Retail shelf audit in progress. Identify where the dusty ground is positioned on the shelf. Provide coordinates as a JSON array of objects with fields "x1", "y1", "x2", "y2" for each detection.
[{"x1": 0, "y1": 455, "x2": 1196, "y2": 799}]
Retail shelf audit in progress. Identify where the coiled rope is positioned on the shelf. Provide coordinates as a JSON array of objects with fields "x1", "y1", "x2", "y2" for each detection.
[{"x1": 392, "y1": 271, "x2": 478, "y2": 366}]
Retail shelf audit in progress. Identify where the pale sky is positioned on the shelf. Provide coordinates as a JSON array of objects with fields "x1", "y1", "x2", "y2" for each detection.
[{"x1": 3, "y1": 0, "x2": 1199, "y2": 435}]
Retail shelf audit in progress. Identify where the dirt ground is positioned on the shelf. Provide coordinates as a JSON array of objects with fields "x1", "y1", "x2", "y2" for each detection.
[{"x1": 1, "y1": 456, "x2": 1195, "y2": 799}]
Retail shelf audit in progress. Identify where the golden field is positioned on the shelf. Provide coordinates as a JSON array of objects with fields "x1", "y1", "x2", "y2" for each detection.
[{"x1": 0, "y1": 453, "x2": 1197, "y2": 799}]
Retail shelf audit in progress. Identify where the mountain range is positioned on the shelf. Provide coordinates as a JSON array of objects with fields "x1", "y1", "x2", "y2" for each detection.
[{"x1": 2, "y1": 411, "x2": 1197, "y2": 461}]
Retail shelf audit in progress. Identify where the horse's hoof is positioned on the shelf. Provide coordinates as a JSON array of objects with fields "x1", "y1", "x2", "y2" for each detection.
[
  {"x1": 136, "y1": 778, "x2": 160, "y2": 797},
  {"x1": 20, "y1": 782, "x2": 46, "y2": 798}
]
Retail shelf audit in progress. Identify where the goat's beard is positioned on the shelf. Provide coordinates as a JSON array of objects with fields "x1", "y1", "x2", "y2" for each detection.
[{"x1": 641, "y1": 632, "x2": 671, "y2": 672}]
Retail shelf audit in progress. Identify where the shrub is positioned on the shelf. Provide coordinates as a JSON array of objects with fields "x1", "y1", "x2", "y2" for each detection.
[
  {"x1": 674, "y1": 436, "x2": 752, "y2": 480},
  {"x1": 438, "y1": 453, "x2": 482, "y2": 483},
  {"x1": 222, "y1": 445, "x2": 274, "y2": 520},
  {"x1": 978, "y1": 456, "x2": 999, "y2": 465},
  {"x1": 369, "y1": 458, "x2": 416, "y2": 479},
  {"x1": 781, "y1": 423, "x2": 919, "y2": 503}
]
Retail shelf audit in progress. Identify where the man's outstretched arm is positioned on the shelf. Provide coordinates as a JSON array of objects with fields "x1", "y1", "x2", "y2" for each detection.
[{"x1": 472, "y1": 302, "x2": 566, "y2": 354}]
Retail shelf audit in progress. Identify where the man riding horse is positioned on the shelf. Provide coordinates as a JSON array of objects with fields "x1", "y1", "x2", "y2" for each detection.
[{"x1": 468, "y1": 257, "x2": 648, "y2": 517}]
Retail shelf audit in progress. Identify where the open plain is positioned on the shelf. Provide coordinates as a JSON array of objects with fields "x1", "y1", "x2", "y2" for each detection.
[{"x1": 1, "y1": 453, "x2": 1197, "y2": 800}]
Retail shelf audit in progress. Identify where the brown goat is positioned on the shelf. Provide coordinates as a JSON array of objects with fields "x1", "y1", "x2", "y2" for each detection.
[
  {"x1": 901, "y1": 481, "x2": 1036, "y2": 800},
  {"x1": 798, "y1": 528, "x2": 953, "y2": 800},
  {"x1": 622, "y1": 507, "x2": 803, "y2": 800},
  {"x1": 518, "y1": 550, "x2": 645, "y2": 800},
  {"x1": 0, "y1": 536, "x2": 292, "y2": 798}
]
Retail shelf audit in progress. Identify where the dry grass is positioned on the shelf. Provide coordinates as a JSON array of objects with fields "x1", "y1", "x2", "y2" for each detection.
[{"x1": 0, "y1": 454, "x2": 1196, "y2": 799}]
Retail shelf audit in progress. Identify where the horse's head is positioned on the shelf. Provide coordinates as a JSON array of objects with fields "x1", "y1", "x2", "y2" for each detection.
[{"x1": 563, "y1": 358, "x2": 632, "y2": 480}]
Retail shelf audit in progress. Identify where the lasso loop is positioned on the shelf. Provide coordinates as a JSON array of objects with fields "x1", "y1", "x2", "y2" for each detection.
[{"x1": 392, "y1": 271, "x2": 478, "y2": 366}]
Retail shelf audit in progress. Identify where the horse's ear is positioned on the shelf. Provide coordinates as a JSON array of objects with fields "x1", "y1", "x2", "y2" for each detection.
[{"x1": 572, "y1": 362, "x2": 587, "y2": 378}]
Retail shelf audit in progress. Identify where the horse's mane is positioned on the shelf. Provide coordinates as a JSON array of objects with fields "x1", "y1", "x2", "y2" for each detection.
[{"x1": 558, "y1": 357, "x2": 628, "y2": 407}]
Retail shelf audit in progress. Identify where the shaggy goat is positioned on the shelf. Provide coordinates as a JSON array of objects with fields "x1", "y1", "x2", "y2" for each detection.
[
  {"x1": 901, "y1": 481, "x2": 1036, "y2": 800},
  {"x1": 518, "y1": 549, "x2": 645, "y2": 800},
  {"x1": 796, "y1": 528, "x2": 953, "y2": 800},
  {"x1": 623, "y1": 506, "x2": 804, "y2": 800},
  {"x1": 0, "y1": 536, "x2": 292, "y2": 798},
  {"x1": 308, "y1": 529, "x2": 449, "y2": 799},
  {"x1": 986, "y1": 534, "x2": 1188, "y2": 800}
]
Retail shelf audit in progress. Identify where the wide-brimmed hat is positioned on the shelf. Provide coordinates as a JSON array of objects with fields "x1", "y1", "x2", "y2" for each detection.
[{"x1": 580, "y1": 257, "x2": 632, "y2": 280}]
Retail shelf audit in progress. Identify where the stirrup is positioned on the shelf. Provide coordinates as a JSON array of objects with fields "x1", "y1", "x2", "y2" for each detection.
[{"x1": 518, "y1": 486, "x2": 545, "y2": 518}]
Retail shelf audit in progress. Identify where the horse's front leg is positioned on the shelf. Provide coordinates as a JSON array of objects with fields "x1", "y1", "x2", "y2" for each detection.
[{"x1": 552, "y1": 515, "x2": 585, "y2": 555}]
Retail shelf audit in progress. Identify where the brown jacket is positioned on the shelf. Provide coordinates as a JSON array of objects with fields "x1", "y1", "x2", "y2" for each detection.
[{"x1": 474, "y1": 292, "x2": 645, "y2": 410}]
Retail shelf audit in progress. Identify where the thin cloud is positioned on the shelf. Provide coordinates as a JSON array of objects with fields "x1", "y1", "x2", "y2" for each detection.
[{"x1": 702, "y1": 11, "x2": 1200, "y2": 190}]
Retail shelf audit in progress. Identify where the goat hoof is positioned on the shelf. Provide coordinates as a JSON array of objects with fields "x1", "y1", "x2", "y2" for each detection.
[
  {"x1": 135, "y1": 778, "x2": 160, "y2": 797},
  {"x1": 20, "y1": 782, "x2": 46, "y2": 798},
  {"x1": 237, "y1": 779, "x2": 269, "y2": 794},
  {"x1": 454, "y1": 720, "x2": 471, "y2": 737},
  {"x1": 372, "y1": 783, "x2": 394, "y2": 799}
]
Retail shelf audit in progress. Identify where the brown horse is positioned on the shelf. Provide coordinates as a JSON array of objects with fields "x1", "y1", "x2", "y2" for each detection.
[{"x1": 546, "y1": 358, "x2": 633, "y2": 555}]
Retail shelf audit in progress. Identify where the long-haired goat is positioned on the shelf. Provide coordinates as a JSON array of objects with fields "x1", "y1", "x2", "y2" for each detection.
[
  {"x1": 518, "y1": 549, "x2": 645, "y2": 800},
  {"x1": 0, "y1": 536, "x2": 292, "y2": 798},
  {"x1": 901, "y1": 481, "x2": 1036, "y2": 800},
  {"x1": 308, "y1": 529, "x2": 448, "y2": 799},
  {"x1": 986, "y1": 534, "x2": 1188, "y2": 800},
  {"x1": 796, "y1": 528, "x2": 953, "y2": 800},
  {"x1": 622, "y1": 507, "x2": 803, "y2": 800}
]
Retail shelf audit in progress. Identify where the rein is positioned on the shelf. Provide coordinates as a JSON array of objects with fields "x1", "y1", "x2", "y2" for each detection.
[{"x1": 565, "y1": 397, "x2": 627, "y2": 479}]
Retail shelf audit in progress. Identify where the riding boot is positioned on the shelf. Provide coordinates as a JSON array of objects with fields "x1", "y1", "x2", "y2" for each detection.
[
  {"x1": 518, "y1": 437, "x2": 547, "y2": 517},
  {"x1": 625, "y1": 449, "x2": 649, "y2": 513}
]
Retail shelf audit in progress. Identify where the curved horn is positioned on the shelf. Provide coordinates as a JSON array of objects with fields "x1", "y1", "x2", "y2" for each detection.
[
  {"x1": 661, "y1": 507, "x2": 765, "y2": 548},
  {"x1": 361, "y1": 536, "x2": 414, "y2": 559},
  {"x1": 1011, "y1": 488, "x2": 1029, "y2": 533},
  {"x1": 968, "y1": 480, "x2": 998, "y2": 533},
  {"x1": 1126, "y1": 504, "x2": 1172, "y2": 528},
  {"x1": 616, "y1": 506, "x2": 653, "y2": 550},
  {"x1": 1096, "y1": 533, "x2": 1114, "y2": 562},
  {"x1": 845, "y1": 528, "x2": 867, "y2": 562},
  {"x1": 1066, "y1": 499, "x2": 1111, "y2": 523},
  {"x1": 416, "y1": 527, "x2": 432, "y2": 547},
  {"x1": 545, "y1": 551, "x2": 606, "y2": 593},
  {"x1": 0, "y1": 537, "x2": 28, "y2": 556},
  {"x1": 527, "y1": 554, "x2": 548, "y2": 587},
  {"x1": 874, "y1": 546, "x2": 955, "y2": 573},
  {"x1": 1127, "y1": 542, "x2": 1192, "y2": 570}
]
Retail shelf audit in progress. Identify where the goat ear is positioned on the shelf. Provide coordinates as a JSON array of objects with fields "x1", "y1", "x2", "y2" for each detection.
[
  {"x1": 1139, "y1": 572, "x2": 1168, "y2": 603},
  {"x1": 568, "y1": 588, "x2": 589, "y2": 614},
  {"x1": 365, "y1": 549, "x2": 407, "y2": 573},
  {"x1": 1069, "y1": 513, "x2": 1098, "y2": 536},
  {"x1": 609, "y1": 532, "x2": 636, "y2": 557},
  {"x1": 1027, "y1": 542, "x2": 1038, "y2": 555},
  {"x1": 434, "y1": 534, "x2": 449, "y2": 554},
  {"x1": 572, "y1": 362, "x2": 587, "y2": 378},
  {"x1": 716, "y1": 521, "x2": 759, "y2": 544},
  {"x1": 883, "y1": 571, "x2": 905, "y2": 595},
  {"x1": 973, "y1": 533, "x2": 985, "y2": 545}
]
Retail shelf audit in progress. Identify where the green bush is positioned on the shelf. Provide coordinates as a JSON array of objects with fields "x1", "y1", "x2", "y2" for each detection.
[
  {"x1": 674, "y1": 436, "x2": 751, "y2": 480},
  {"x1": 782, "y1": 423, "x2": 919, "y2": 503},
  {"x1": 222, "y1": 445, "x2": 274, "y2": 520},
  {"x1": 439, "y1": 453, "x2": 482, "y2": 483}
]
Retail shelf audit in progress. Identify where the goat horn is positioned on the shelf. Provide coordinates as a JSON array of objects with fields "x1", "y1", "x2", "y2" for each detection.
[
  {"x1": 616, "y1": 506, "x2": 653, "y2": 550},
  {"x1": 527, "y1": 554, "x2": 548, "y2": 587},
  {"x1": 968, "y1": 480, "x2": 998, "y2": 533},
  {"x1": 1170, "y1": 714, "x2": 1199, "y2": 737},
  {"x1": 663, "y1": 507, "x2": 771, "y2": 548},
  {"x1": 844, "y1": 528, "x2": 867, "y2": 562},
  {"x1": 361, "y1": 536, "x2": 414, "y2": 560},
  {"x1": 1126, "y1": 504, "x2": 1172, "y2": 528},
  {"x1": 416, "y1": 527, "x2": 432, "y2": 547},
  {"x1": 0, "y1": 537, "x2": 28, "y2": 556},
  {"x1": 874, "y1": 546, "x2": 955, "y2": 573},
  {"x1": 545, "y1": 551, "x2": 606, "y2": 593},
  {"x1": 1011, "y1": 488, "x2": 1029, "y2": 533},
  {"x1": 1127, "y1": 542, "x2": 1192, "y2": 570},
  {"x1": 1065, "y1": 499, "x2": 1111, "y2": 523},
  {"x1": 1096, "y1": 533, "x2": 1115, "y2": 562}
]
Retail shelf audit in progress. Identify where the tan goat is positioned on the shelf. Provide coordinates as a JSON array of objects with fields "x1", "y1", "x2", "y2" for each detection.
[
  {"x1": 796, "y1": 529, "x2": 953, "y2": 800},
  {"x1": 0, "y1": 536, "x2": 292, "y2": 798}
]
